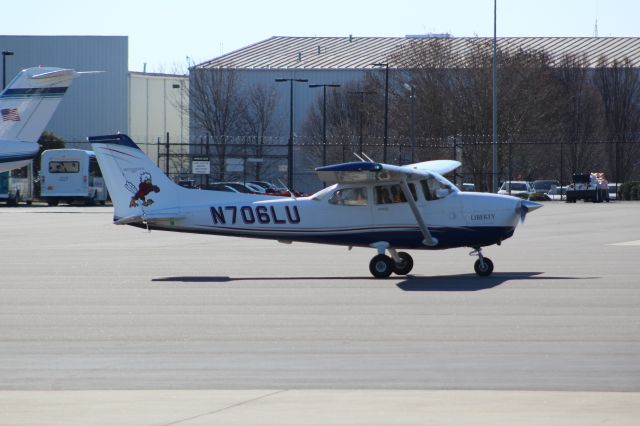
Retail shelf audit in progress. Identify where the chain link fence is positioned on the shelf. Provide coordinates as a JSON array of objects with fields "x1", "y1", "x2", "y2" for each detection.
[{"x1": 66, "y1": 134, "x2": 639, "y2": 194}]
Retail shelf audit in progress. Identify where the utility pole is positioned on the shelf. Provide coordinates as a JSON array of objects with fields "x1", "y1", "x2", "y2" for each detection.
[
  {"x1": 275, "y1": 78, "x2": 308, "y2": 189},
  {"x1": 309, "y1": 83, "x2": 341, "y2": 166},
  {"x1": 492, "y1": 0, "x2": 499, "y2": 192},
  {"x1": 372, "y1": 63, "x2": 389, "y2": 162}
]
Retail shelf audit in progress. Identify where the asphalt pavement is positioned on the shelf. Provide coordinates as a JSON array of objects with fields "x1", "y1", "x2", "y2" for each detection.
[{"x1": 1, "y1": 201, "x2": 638, "y2": 424}]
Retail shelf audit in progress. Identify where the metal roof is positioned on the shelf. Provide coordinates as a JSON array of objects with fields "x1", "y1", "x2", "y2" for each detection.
[{"x1": 197, "y1": 36, "x2": 640, "y2": 70}]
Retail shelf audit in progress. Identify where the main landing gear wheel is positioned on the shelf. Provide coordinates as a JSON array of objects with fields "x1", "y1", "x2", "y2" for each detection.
[
  {"x1": 369, "y1": 254, "x2": 393, "y2": 278},
  {"x1": 474, "y1": 257, "x2": 494, "y2": 277},
  {"x1": 391, "y1": 252, "x2": 414, "y2": 275}
]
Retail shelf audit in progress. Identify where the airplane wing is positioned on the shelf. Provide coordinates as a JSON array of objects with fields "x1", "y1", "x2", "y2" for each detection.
[
  {"x1": 403, "y1": 159, "x2": 461, "y2": 176},
  {"x1": 315, "y1": 160, "x2": 461, "y2": 185}
]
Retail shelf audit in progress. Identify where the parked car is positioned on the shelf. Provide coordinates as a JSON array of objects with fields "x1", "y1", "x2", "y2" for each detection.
[
  {"x1": 498, "y1": 181, "x2": 534, "y2": 195},
  {"x1": 199, "y1": 183, "x2": 237, "y2": 192},
  {"x1": 608, "y1": 183, "x2": 621, "y2": 200},
  {"x1": 546, "y1": 186, "x2": 568, "y2": 201},
  {"x1": 244, "y1": 182, "x2": 268, "y2": 193},
  {"x1": 461, "y1": 182, "x2": 475, "y2": 192},
  {"x1": 248, "y1": 180, "x2": 279, "y2": 192},
  {"x1": 532, "y1": 180, "x2": 560, "y2": 194},
  {"x1": 219, "y1": 182, "x2": 256, "y2": 193},
  {"x1": 566, "y1": 173, "x2": 608, "y2": 203}
]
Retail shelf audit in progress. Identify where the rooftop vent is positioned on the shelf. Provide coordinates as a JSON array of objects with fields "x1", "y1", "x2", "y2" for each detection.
[{"x1": 406, "y1": 33, "x2": 451, "y2": 39}]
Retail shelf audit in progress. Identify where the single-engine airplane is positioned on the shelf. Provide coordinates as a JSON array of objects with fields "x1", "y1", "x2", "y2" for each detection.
[
  {"x1": 90, "y1": 133, "x2": 542, "y2": 278},
  {"x1": 0, "y1": 67, "x2": 81, "y2": 173}
]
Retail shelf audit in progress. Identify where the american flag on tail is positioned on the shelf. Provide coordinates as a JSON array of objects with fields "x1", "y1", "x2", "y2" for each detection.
[{"x1": 1, "y1": 108, "x2": 20, "y2": 121}]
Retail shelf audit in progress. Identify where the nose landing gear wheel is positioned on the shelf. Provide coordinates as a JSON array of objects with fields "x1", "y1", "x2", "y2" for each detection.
[
  {"x1": 369, "y1": 254, "x2": 393, "y2": 278},
  {"x1": 391, "y1": 251, "x2": 414, "y2": 275},
  {"x1": 474, "y1": 257, "x2": 494, "y2": 276}
]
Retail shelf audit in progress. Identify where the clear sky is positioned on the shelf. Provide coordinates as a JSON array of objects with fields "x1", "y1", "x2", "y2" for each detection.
[{"x1": 2, "y1": 0, "x2": 637, "y2": 72}]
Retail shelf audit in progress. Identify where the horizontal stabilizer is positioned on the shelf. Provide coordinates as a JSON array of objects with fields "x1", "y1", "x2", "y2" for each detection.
[
  {"x1": 114, "y1": 210, "x2": 184, "y2": 225},
  {"x1": 30, "y1": 69, "x2": 78, "y2": 80}
]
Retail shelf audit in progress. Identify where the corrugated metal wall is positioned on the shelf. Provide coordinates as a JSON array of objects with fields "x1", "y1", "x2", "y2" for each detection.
[
  {"x1": 0, "y1": 35, "x2": 128, "y2": 142},
  {"x1": 129, "y1": 72, "x2": 189, "y2": 167}
]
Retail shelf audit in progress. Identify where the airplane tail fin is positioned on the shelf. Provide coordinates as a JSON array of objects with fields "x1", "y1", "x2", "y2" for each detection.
[
  {"x1": 89, "y1": 134, "x2": 185, "y2": 223},
  {"x1": 0, "y1": 67, "x2": 79, "y2": 142}
]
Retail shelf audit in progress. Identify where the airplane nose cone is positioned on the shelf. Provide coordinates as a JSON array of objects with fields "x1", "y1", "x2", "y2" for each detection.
[
  {"x1": 517, "y1": 199, "x2": 543, "y2": 223},
  {"x1": 522, "y1": 199, "x2": 543, "y2": 212}
]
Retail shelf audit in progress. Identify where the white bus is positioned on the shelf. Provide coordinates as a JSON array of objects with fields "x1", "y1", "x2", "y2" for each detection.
[
  {"x1": 0, "y1": 163, "x2": 34, "y2": 205},
  {"x1": 40, "y1": 149, "x2": 108, "y2": 206}
]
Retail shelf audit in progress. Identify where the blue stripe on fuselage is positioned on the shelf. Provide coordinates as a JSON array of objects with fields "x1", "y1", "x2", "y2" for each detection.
[
  {"x1": 1, "y1": 87, "x2": 68, "y2": 98},
  {"x1": 132, "y1": 224, "x2": 516, "y2": 249}
]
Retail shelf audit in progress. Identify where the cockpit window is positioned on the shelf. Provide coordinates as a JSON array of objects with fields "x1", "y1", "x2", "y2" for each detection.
[
  {"x1": 375, "y1": 183, "x2": 416, "y2": 204},
  {"x1": 421, "y1": 175, "x2": 457, "y2": 200},
  {"x1": 328, "y1": 187, "x2": 368, "y2": 206}
]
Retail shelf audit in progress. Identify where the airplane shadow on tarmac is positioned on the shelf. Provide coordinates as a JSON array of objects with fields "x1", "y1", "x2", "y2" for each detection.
[
  {"x1": 395, "y1": 272, "x2": 587, "y2": 291},
  {"x1": 153, "y1": 272, "x2": 592, "y2": 291}
]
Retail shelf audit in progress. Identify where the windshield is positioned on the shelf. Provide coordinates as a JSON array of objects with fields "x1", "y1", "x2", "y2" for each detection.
[
  {"x1": 310, "y1": 184, "x2": 338, "y2": 200},
  {"x1": 421, "y1": 174, "x2": 458, "y2": 200}
]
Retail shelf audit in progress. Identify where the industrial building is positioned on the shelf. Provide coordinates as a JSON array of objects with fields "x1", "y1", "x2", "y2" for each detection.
[
  {"x1": 1, "y1": 35, "x2": 188, "y2": 170},
  {"x1": 194, "y1": 36, "x2": 640, "y2": 191},
  {"x1": 0, "y1": 35, "x2": 128, "y2": 142},
  {"x1": 129, "y1": 71, "x2": 189, "y2": 166}
]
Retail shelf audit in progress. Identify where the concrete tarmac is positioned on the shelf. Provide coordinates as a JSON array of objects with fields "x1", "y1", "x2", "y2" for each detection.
[{"x1": 1, "y1": 201, "x2": 639, "y2": 424}]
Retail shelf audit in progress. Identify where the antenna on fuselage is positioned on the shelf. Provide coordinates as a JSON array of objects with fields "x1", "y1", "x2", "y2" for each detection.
[
  {"x1": 353, "y1": 153, "x2": 366, "y2": 162},
  {"x1": 361, "y1": 153, "x2": 375, "y2": 162}
]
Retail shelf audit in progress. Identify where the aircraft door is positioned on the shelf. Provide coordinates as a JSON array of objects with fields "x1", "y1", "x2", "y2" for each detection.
[
  {"x1": 326, "y1": 186, "x2": 373, "y2": 228},
  {"x1": 372, "y1": 183, "x2": 418, "y2": 227}
]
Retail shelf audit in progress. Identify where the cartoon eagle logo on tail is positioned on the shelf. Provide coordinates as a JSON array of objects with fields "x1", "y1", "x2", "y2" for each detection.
[{"x1": 126, "y1": 172, "x2": 160, "y2": 208}]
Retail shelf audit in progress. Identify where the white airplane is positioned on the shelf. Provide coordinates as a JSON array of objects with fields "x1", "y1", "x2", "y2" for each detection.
[
  {"x1": 0, "y1": 67, "x2": 81, "y2": 173},
  {"x1": 90, "y1": 133, "x2": 542, "y2": 278}
]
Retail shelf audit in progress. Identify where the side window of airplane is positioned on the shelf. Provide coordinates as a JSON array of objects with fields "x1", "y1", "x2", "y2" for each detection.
[
  {"x1": 421, "y1": 176, "x2": 453, "y2": 201},
  {"x1": 328, "y1": 187, "x2": 368, "y2": 206},
  {"x1": 375, "y1": 184, "x2": 416, "y2": 204}
]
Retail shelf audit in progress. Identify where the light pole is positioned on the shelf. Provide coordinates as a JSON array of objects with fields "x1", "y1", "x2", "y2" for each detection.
[
  {"x1": 492, "y1": 0, "x2": 498, "y2": 192},
  {"x1": 403, "y1": 83, "x2": 416, "y2": 163},
  {"x1": 275, "y1": 77, "x2": 308, "y2": 190},
  {"x1": 2, "y1": 50, "x2": 15, "y2": 90},
  {"x1": 309, "y1": 83, "x2": 340, "y2": 167},
  {"x1": 372, "y1": 63, "x2": 389, "y2": 162},
  {"x1": 172, "y1": 83, "x2": 183, "y2": 144},
  {"x1": 350, "y1": 90, "x2": 376, "y2": 158}
]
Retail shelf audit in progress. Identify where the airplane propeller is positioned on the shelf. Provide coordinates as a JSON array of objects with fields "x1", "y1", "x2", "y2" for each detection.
[{"x1": 517, "y1": 199, "x2": 543, "y2": 223}]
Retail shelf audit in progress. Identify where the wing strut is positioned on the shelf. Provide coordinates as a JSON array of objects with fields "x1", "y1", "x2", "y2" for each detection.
[{"x1": 399, "y1": 178, "x2": 438, "y2": 246}]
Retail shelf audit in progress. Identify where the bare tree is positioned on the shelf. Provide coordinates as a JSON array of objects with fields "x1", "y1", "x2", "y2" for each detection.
[
  {"x1": 189, "y1": 67, "x2": 246, "y2": 180},
  {"x1": 594, "y1": 58, "x2": 640, "y2": 183},
  {"x1": 240, "y1": 83, "x2": 279, "y2": 180},
  {"x1": 553, "y1": 54, "x2": 606, "y2": 180},
  {"x1": 303, "y1": 80, "x2": 378, "y2": 165}
]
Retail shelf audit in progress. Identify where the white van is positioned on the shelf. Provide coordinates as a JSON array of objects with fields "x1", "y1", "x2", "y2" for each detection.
[
  {"x1": 0, "y1": 163, "x2": 34, "y2": 205},
  {"x1": 40, "y1": 149, "x2": 108, "y2": 206}
]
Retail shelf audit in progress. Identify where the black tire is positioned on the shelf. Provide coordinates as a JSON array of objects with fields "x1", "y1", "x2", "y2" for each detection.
[
  {"x1": 47, "y1": 199, "x2": 59, "y2": 206},
  {"x1": 369, "y1": 254, "x2": 393, "y2": 279},
  {"x1": 392, "y1": 252, "x2": 414, "y2": 275},
  {"x1": 474, "y1": 257, "x2": 494, "y2": 277}
]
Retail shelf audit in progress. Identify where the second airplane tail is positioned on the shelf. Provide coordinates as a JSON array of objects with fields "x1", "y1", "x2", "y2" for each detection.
[{"x1": 0, "y1": 67, "x2": 79, "y2": 142}]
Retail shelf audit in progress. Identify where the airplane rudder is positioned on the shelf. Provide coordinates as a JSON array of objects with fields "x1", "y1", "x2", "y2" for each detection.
[{"x1": 90, "y1": 133, "x2": 181, "y2": 212}]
